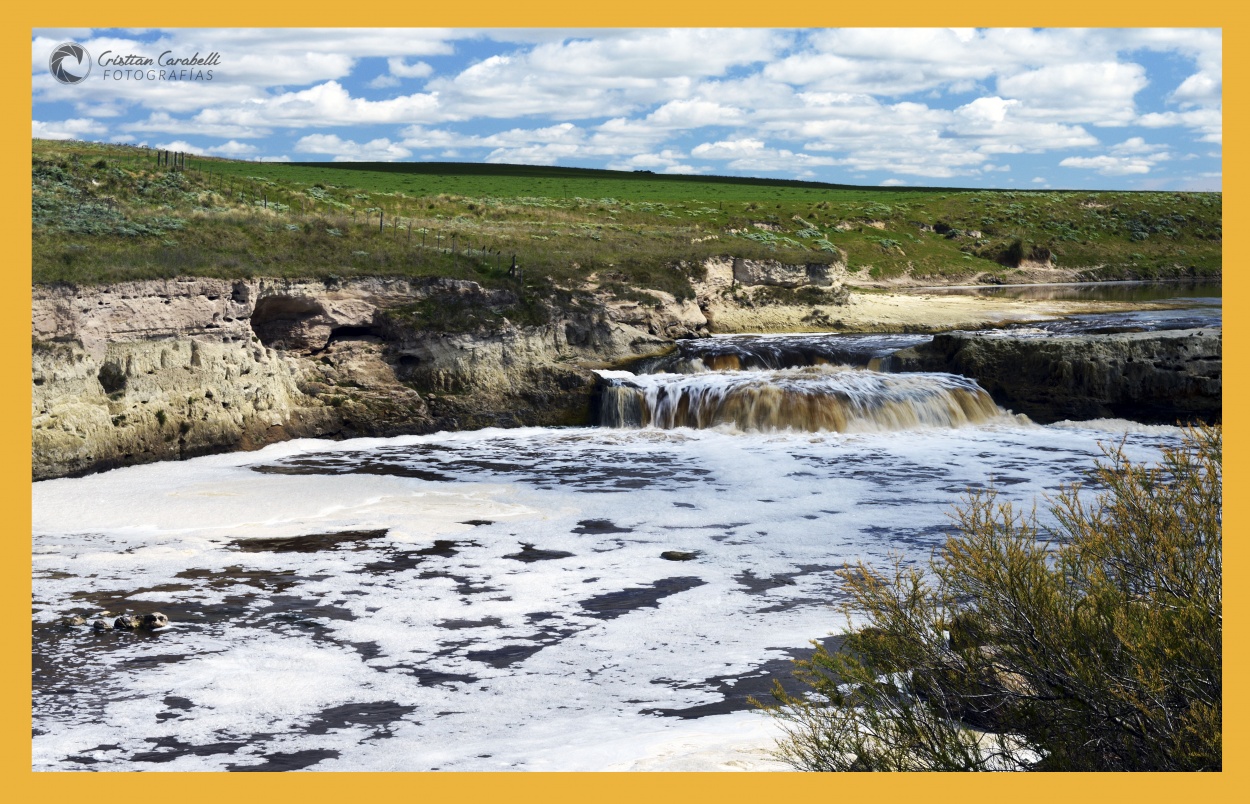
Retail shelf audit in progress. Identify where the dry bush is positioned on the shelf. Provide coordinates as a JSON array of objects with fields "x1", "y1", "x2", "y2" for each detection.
[{"x1": 758, "y1": 425, "x2": 1221, "y2": 771}]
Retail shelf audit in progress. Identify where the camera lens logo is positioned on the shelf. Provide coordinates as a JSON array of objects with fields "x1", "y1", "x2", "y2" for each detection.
[{"x1": 49, "y1": 43, "x2": 92, "y2": 85}]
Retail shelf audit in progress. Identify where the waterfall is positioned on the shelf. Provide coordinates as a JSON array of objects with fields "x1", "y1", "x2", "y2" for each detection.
[{"x1": 597, "y1": 365, "x2": 1005, "y2": 433}]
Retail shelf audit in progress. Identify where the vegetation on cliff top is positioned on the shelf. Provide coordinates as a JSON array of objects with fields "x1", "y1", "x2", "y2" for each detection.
[{"x1": 33, "y1": 139, "x2": 1221, "y2": 292}]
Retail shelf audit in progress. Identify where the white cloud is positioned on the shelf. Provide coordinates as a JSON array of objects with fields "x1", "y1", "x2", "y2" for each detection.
[
  {"x1": 1110, "y1": 137, "x2": 1166, "y2": 155},
  {"x1": 153, "y1": 139, "x2": 265, "y2": 158},
  {"x1": 485, "y1": 143, "x2": 584, "y2": 166},
  {"x1": 949, "y1": 97, "x2": 1099, "y2": 153},
  {"x1": 523, "y1": 29, "x2": 786, "y2": 80},
  {"x1": 426, "y1": 29, "x2": 785, "y2": 121},
  {"x1": 398, "y1": 125, "x2": 469, "y2": 149},
  {"x1": 207, "y1": 140, "x2": 259, "y2": 156},
  {"x1": 480, "y1": 123, "x2": 584, "y2": 147},
  {"x1": 400, "y1": 120, "x2": 679, "y2": 164},
  {"x1": 197, "y1": 81, "x2": 443, "y2": 129},
  {"x1": 74, "y1": 102, "x2": 127, "y2": 118},
  {"x1": 691, "y1": 138, "x2": 839, "y2": 177},
  {"x1": 123, "y1": 112, "x2": 267, "y2": 140},
  {"x1": 153, "y1": 139, "x2": 202, "y2": 154},
  {"x1": 1060, "y1": 151, "x2": 1169, "y2": 176},
  {"x1": 691, "y1": 138, "x2": 767, "y2": 160},
  {"x1": 996, "y1": 62, "x2": 1147, "y2": 125},
  {"x1": 1137, "y1": 108, "x2": 1222, "y2": 144},
  {"x1": 644, "y1": 99, "x2": 745, "y2": 129},
  {"x1": 662, "y1": 164, "x2": 707, "y2": 175},
  {"x1": 294, "y1": 134, "x2": 412, "y2": 161},
  {"x1": 766, "y1": 28, "x2": 1019, "y2": 96},
  {"x1": 606, "y1": 149, "x2": 694, "y2": 172},
  {"x1": 33, "y1": 118, "x2": 107, "y2": 140},
  {"x1": 1172, "y1": 71, "x2": 1221, "y2": 106},
  {"x1": 387, "y1": 58, "x2": 433, "y2": 79},
  {"x1": 27, "y1": 27, "x2": 1223, "y2": 188}
]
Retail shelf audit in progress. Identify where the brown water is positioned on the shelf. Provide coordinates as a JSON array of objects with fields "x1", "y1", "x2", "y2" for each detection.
[{"x1": 598, "y1": 366, "x2": 1006, "y2": 433}]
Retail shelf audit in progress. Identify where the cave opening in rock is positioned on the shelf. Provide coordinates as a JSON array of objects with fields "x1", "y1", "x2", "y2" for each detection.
[{"x1": 250, "y1": 296, "x2": 329, "y2": 351}]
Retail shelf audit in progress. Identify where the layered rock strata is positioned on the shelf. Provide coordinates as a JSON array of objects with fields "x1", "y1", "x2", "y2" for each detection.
[{"x1": 31, "y1": 276, "x2": 708, "y2": 480}]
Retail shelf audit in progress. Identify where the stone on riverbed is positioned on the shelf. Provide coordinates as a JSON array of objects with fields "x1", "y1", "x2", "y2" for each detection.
[{"x1": 112, "y1": 612, "x2": 170, "y2": 630}]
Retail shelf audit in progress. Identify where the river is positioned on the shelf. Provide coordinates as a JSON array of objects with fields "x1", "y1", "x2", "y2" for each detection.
[{"x1": 31, "y1": 294, "x2": 1218, "y2": 772}]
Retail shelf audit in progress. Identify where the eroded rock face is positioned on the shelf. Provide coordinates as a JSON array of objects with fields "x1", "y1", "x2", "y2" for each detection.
[
  {"x1": 386, "y1": 312, "x2": 675, "y2": 432},
  {"x1": 692, "y1": 256, "x2": 852, "y2": 333},
  {"x1": 32, "y1": 276, "x2": 692, "y2": 480},
  {"x1": 889, "y1": 329, "x2": 1221, "y2": 424},
  {"x1": 32, "y1": 337, "x2": 343, "y2": 480},
  {"x1": 731, "y1": 258, "x2": 840, "y2": 288}
]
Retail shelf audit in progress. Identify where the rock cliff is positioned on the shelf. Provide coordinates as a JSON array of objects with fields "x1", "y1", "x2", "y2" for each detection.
[
  {"x1": 31, "y1": 275, "x2": 708, "y2": 480},
  {"x1": 888, "y1": 329, "x2": 1221, "y2": 424}
]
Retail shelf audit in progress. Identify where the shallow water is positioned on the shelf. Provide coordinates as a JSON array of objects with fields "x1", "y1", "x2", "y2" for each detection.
[
  {"x1": 32, "y1": 421, "x2": 1183, "y2": 771},
  {"x1": 632, "y1": 297, "x2": 1221, "y2": 385},
  {"x1": 900, "y1": 280, "x2": 1221, "y2": 303}
]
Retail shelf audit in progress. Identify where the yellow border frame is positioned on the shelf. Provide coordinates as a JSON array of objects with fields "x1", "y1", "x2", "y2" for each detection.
[{"x1": 10, "y1": 5, "x2": 1240, "y2": 799}]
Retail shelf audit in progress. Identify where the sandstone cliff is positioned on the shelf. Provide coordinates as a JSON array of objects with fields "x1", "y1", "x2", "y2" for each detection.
[{"x1": 31, "y1": 275, "x2": 710, "y2": 480}]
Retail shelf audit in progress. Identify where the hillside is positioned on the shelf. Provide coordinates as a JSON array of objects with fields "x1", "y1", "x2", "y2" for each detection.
[{"x1": 33, "y1": 139, "x2": 1221, "y2": 298}]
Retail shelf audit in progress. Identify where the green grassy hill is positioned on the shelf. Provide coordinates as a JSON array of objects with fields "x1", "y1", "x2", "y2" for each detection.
[{"x1": 33, "y1": 139, "x2": 1221, "y2": 298}]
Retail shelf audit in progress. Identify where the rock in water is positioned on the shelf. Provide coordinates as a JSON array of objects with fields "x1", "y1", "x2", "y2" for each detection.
[
  {"x1": 111, "y1": 612, "x2": 170, "y2": 630},
  {"x1": 140, "y1": 613, "x2": 169, "y2": 630},
  {"x1": 60, "y1": 614, "x2": 87, "y2": 627},
  {"x1": 661, "y1": 550, "x2": 699, "y2": 561}
]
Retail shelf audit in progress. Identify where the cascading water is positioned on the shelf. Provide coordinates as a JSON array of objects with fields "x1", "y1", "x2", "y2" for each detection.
[
  {"x1": 598, "y1": 333, "x2": 1010, "y2": 434},
  {"x1": 598, "y1": 366, "x2": 1004, "y2": 433}
]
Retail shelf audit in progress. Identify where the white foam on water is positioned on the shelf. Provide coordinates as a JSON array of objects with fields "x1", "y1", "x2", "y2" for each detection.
[
  {"x1": 32, "y1": 422, "x2": 1182, "y2": 771},
  {"x1": 1049, "y1": 418, "x2": 1188, "y2": 436}
]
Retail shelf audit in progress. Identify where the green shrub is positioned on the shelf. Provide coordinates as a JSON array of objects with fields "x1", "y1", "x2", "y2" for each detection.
[{"x1": 758, "y1": 426, "x2": 1221, "y2": 771}]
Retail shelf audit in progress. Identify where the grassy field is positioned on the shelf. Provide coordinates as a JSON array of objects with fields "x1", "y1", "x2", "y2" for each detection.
[{"x1": 33, "y1": 139, "x2": 1221, "y2": 298}]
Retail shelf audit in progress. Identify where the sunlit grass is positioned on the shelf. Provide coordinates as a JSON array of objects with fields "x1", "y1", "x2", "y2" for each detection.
[{"x1": 33, "y1": 139, "x2": 1221, "y2": 292}]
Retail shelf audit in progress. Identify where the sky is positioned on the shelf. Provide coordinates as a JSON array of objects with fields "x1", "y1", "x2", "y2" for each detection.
[{"x1": 31, "y1": 28, "x2": 1222, "y2": 191}]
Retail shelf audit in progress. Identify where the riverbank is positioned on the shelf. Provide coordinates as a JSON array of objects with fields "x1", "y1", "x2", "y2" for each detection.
[{"x1": 703, "y1": 288, "x2": 1171, "y2": 334}]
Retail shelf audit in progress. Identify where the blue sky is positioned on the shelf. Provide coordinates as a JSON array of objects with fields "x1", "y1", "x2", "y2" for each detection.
[{"x1": 32, "y1": 28, "x2": 1222, "y2": 190}]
